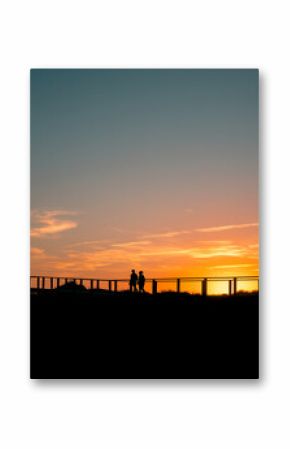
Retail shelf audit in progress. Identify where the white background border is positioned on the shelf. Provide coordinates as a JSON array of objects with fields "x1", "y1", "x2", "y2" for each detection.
[{"x1": 1, "y1": 1, "x2": 289, "y2": 448}]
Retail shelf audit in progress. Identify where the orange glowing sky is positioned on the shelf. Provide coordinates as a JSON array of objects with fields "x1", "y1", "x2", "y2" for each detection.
[
  {"x1": 31, "y1": 69, "x2": 258, "y2": 284},
  {"x1": 31, "y1": 210, "x2": 258, "y2": 281}
]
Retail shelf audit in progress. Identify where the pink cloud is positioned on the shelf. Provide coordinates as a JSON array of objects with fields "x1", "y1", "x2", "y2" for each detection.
[{"x1": 31, "y1": 210, "x2": 78, "y2": 237}]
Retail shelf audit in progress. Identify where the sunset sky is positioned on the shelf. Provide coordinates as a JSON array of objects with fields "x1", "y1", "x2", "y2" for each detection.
[{"x1": 31, "y1": 69, "x2": 258, "y2": 291}]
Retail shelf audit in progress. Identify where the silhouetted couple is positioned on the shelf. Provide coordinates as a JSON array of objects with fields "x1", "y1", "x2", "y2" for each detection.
[{"x1": 129, "y1": 269, "x2": 145, "y2": 293}]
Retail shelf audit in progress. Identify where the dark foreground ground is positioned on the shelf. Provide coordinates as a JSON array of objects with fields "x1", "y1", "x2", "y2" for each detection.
[{"x1": 31, "y1": 288, "x2": 259, "y2": 379}]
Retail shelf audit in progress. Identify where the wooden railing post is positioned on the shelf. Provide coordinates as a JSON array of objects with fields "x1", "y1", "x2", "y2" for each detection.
[
  {"x1": 114, "y1": 281, "x2": 118, "y2": 292},
  {"x1": 42, "y1": 277, "x2": 46, "y2": 289},
  {"x1": 97, "y1": 280, "x2": 100, "y2": 290},
  {"x1": 90, "y1": 279, "x2": 94, "y2": 289},
  {"x1": 37, "y1": 276, "x2": 40, "y2": 289},
  {"x1": 65, "y1": 278, "x2": 68, "y2": 284},
  {"x1": 56, "y1": 277, "x2": 60, "y2": 288},
  {"x1": 50, "y1": 277, "x2": 54, "y2": 289},
  {"x1": 228, "y1": 280, "x2": 232, "y2": 296},
  {"x1": 176, "y1": 278, "x2": 180, "y2": 293},
  {"x1": 233, "y1": 277, "x2": 237, "y2": 295},
  {"x1": 202, "y1": 278, "x2": 207, "y2": 296},
  {"x1": 80, "y1": 279, "x2": 83, "y2": 287},
  {"x1": 108, "y1": 280, "x2": 112, "y2": 291},
  {"x1": 152, "y1": 280, "x2": 157, "y2": 295}
]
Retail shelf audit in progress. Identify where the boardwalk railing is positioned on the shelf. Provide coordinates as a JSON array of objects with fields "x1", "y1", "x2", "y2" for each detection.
[{"x1": 30, "y1": 275, "x2": 259, "y2": 296}]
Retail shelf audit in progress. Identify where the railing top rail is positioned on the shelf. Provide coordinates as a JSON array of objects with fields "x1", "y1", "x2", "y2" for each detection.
[{"x1": 30, "y1": 275, "x2": 259, "y2": 281}]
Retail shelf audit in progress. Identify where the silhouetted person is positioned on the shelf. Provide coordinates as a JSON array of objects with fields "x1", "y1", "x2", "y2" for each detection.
[
  {"x1": 138, "y1": 271, "x2": 146, "y2": 293},
  {"x1": 129, "y1": 269, "x2": 138, "y2": 292}
]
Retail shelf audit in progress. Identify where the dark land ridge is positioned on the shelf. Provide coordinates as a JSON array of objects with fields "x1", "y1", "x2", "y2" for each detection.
[{"x1": 31, "y1": 283, "x2": 259, "y2": 379}]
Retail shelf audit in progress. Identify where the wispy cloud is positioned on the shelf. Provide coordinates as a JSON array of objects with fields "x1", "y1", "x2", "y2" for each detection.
[
  {"x1": 31, "y1": 247, "x2": 46, "y2": 256},
  {"x1": 186, "y1": 245, "x2": 247, "y2": 259},
  {"x1": 112, "y1": 240, "x2": 152, "y2": 248},
  {"x1": 209, "y1": 264, "x2": 255, "y2": 269},
  {"x1": 196, "y1": 223, "x2": 258, "y2": 233},
  {"x1": 142, "y1": 230, "x2": 190, "y2": 239},
  {"x1": 31, "y1": 210, "x2": 78, "y2": 237},
  {"x1": 67, "y1": 239, "x2": 111, "y2": 249}
]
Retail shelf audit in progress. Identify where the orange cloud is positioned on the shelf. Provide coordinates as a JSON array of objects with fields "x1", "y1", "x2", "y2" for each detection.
[
  {"x1": 31, "y1": 247, "x2": 46, "y2": 256},
  {"x1": 31, "y1": 210, "x2": 78, "y2": 237},
  {"x1": 141, "y1": 230, "x2": 190, "y2": 239},
  {"x1": 137, "y1": 242, "x2": 257, "y2": 259},
  {"x1": 209, "y1": 264, "x2": 255, "y2": 269},
  {"x1": 112, "y1": 240, "x2": 152, "y2": 248},
  {"x1": 30, "y1": 221, "x2": 259, "y2": 279},
  {"x1": 196, "y1": 222, "x2": 258, "y2": 233}
]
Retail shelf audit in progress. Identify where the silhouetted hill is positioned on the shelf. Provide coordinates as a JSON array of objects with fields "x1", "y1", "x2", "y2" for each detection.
[
  {"x1": 30, "y1": 289, "x2": 259, "y2": 379},
  {"x1": 56, "y1": 280, "x2": 87, "y2": 291}
]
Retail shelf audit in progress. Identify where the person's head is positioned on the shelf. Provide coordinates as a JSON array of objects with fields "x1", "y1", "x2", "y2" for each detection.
[
  {"x1": 139, "y1": 271, "x2": 143, "y2": 275},
  {"x1": 131, "y1": 269, "x2": 135, "y2": 273}
]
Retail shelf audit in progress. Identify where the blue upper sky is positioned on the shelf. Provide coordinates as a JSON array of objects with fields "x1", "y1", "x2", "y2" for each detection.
[{"x1": 31, "y1": 69, "x2": 258, "y2": 279}]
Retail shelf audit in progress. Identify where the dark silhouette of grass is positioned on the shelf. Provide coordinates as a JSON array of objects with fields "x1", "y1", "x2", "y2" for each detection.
[{"x1": 30, "y1": 287, "x2": 259, "y2": 379}]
